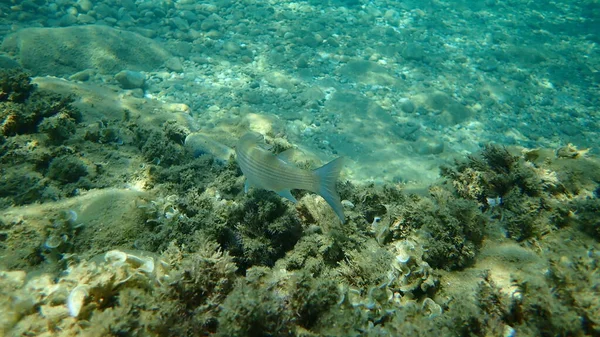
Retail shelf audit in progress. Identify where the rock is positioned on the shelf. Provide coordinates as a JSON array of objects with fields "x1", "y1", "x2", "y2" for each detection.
[
  {"x1": 170, "y1": 17, "x2": 189, "y2": 31},
  {"x1": 184, "y1": 132, "x2": 234, "y2": 162},
  {"x1": 200, "y1": 14, "x2": 222, "y2": 31},
  {"x1": 446, "y1": 101, "x2": 473, "y2": 124},
  {"x1": 400, "y1": 99, "x2": 415, "y2": 113},
  {"x1": 402, "y1": 43, "x2": 425, "y2": 61},
  {"x1": 415, "y1": 136, "x2": 444, "y2": 155},
  {"x1": 1, "y1": 26, "x2": 172, "y2": 76},
  {"x1": 58, "y1": 13, "x2": 78, "y2": 26},
  {"x1": 77, "y1": 13, "x2": 96, "y2": 24},
  {"x1": 115, "y1": 70, "x2": 146, "y2": 89},
  {"x1": 0, "y1": 55, "x2": 20, "y2": 69},
  {"x1": 77, "y1": 0, "x2": 93, "y2": 12},
  {"x1": 164, "y1": 57, "x2": 183, "y2": 72},
  {"x1": 130, "y1": 88, "x2": 144, "y2": 98},
  {"x1": 69, "y1": 69, "x2": 95, "y2": 82},
  {"x1": 95, "y1": 3, "x2": 116, "y2": 19}
]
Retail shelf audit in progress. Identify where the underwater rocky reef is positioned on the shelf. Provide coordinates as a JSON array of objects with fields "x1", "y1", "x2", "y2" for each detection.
[{"x1": 1, "y1": 70, "x2": 599, "y2": 336}]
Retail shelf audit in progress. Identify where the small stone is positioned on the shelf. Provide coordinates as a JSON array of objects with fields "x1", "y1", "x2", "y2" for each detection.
[
  {"x1": 243, "y1": 91, "x2": 263, "y2": 104},
  {"x1": 222, "y1": 41, "x2": 240, "y2": 55},
  {"x1": 415, "y1": 136, "x2": 444, "y2": 155},
  {"x1": 65, "y1": 6, "x2": 78, "y2": 16},
  {"x1": 402, "y1": 43, "x2": 425, "y2": 61},
  {"x1": 164, "y1": 103, "x2": 190, "y2": 113},
  {"x1": 0, "y1": 55, "x2": 20, "y2": 69},
  {"x1": 130, "y1": 88, "x2": 144, "y2": 98},
  {"x1": 170, "y1": 17, "x2": 189, "y2": 31},
  {"x1": 69, "y1": 69, "x2": 95, "y2": 82},
  {"x1": 400, "y1": 99, "x2": 415, "y2": 113},
  {"x1": 179, "y1": 10, "x2": 197, "y2": 22},
  {"x1": 58, "y1": 13, "x2": 77, "y2": 26},
  {"x1": 201, "y1": 14, "x2": 222, "y2": 31},
  {"x1": 384, "y1": 9, "x2": 398, "y2": 20},
  {"x1": 115, "y1": 70, "x2": 146, "y2": 89},
  {"x1": 77, "y1": 13, "x2": 96, "y2": 24},
  {"x1": 164, "y1": 57, "x2": 183, "y2": 72},
  {"x1": 77, "y1": 0, "x2": 92, "y2": 12}
]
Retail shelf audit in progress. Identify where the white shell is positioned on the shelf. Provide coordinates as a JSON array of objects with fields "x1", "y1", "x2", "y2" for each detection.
[
  {"x1": 421, "y1": 298, "x2": 442, "y2": 318},
  {"x1": 67, "y1": 285, "x2": 88, "y2": 317},
  {"x1": 128, "y1": 255, "x2": 155, "y2": 274},
  {"x1": 105, "y1": 250, "x2": 127, "y2": 265},
  {"x1": 395, "y1": 240, "x2": 416, "y2": 264},
  {"x1": 44, "y1": 235, "x2": 63, "y2": 249},
  {"x1": 487, "y1": 196, "x2": 502, "y2": 207}
]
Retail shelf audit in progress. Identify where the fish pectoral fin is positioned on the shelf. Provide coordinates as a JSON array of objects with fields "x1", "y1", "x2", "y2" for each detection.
[
  {"x1": 277, "y1": 190, "x2": 297, "y2": 203},
  {"x1": 244, "y1": 180, "x2": 251, "y2": 193}
]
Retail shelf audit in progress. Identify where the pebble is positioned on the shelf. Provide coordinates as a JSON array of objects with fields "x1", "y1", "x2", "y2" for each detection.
[
  {"x1": 77, "y1": 13, "x2": 95, "y2": 24},
  {"x1": 415, "y1": 136, "x2": 445, "y2": 155},
  {"x1": 400, "y1": 99, "x2": 416, "y2": 113},
  {"x1": 165, "y1": 57, "x2": 184, "y2": 72},
  {"x1": 164, "y1": 103, "x2": 190, "y2": 113},
  {"x1": 184, "y1": 132, "x2": 234, "y2": 162},
  {"x1": 170, "y1": 17, "x2": 189, "y2": 31},
  {"x1": 0, "y1": 55, "x2": 20, "y2": 69},
  {"x1": 115, "y1": 70, "x2": 146, "y2": 89},
  {"x1": 69, "y1": 69, "x2": 95, "y2": 81},
  {"x1": 58, "y1": 13, "x2": 77, "y2": 26}
]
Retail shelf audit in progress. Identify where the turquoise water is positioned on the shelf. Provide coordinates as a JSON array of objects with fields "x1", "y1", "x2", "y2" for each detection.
[{"x1": 0, "y1": 0, "x2": 599, "y2": 336}]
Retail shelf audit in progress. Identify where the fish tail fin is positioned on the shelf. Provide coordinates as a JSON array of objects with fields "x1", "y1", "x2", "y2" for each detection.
[{"x1": 314, "y1": 157, "x2": 345, "y2": 223}]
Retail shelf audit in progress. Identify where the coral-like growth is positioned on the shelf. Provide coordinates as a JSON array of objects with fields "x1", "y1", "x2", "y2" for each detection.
[
  {"x1": 38, "y1": 112, "x2": 78, "y2": 143},
  {"x1": 225, "y1": 190, "x2": 303, "y2": 269},
  {"x1": 572, "y1": 197, "x2": 600, "y2": 240},
  {"x1": 422, "y1": 189, "x2": 486, "y2": 270},
  {"x1": 47, "y1": 156, "x2": 88, "y2": 183},
  {"x1": 383, "y1": 186, "x2": 486, "y2": 270},
  {"x1": 0, "y1": 69, "x2": 34, "y2": 103},
  {"x1": 157, "y1": 238, "x2": 237, "y2": 335},
  {"x1": 217, "y1": 266, "x2": 339, "y2": 337},
  {"x1": 1, "y1": 89, "x2": 81, "y2": 138},
  {"x1": 0, "y1": 248, "x2": 170, "y2": 336},
  {"x1": 138, "y1": 127, "x2": 186, "y2": 167},
  {"x1": 441, "y1": 144, "x2": 552, "y2": 241}
]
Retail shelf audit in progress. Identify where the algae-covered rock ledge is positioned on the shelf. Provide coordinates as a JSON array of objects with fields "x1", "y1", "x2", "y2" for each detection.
[{"x1": 1, "y1": 68, "x2": 598, "y2": 337}]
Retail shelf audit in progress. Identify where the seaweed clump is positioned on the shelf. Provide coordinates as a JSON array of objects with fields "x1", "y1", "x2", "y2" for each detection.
[
  {"x1": 441, "y1": 144, "x2": 553, "y2": 241},
  {"x1": 217, "y1": 266, "x2": 339, "y2": 337},
  {"x1": 0, "y1": 69, "x2": 81, "y2": 138},
  {"x1": 0, "y1": 69, "x2": 34, "y2": 103},
  {"x1": 156, "y1": 238, "x2": 238, "y2": 335},
  {"x1": 224, "y1": 190, "x2": 303, "y2": 270},
  {"x1": 380, "y1": 186, "x2": 486, "y2": 271},
  {"x1": 0, "y1": 70, "x2": 86, "y2": 207},
  {"x1": 571, "y1": 197, "x2": 600, "y2": 241},
  {"x1": 418, "y1": 188, "x2": 486, "y2": 270},
  {"x1": 136, "y1": 126, "x2": 186, "y2": 167}
]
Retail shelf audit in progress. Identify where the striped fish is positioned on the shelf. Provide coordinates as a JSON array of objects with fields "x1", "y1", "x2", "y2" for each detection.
[{"x1": 235, "y1": 132, "x2": 345, "y2": 223}]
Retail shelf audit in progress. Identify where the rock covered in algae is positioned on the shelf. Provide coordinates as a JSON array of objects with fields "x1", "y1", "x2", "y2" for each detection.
[
  {"x1": 0, "y1": 249, "x2": 170, "y2": 335},
  {"x1": 1, "y1": 26, "x2": 172, "y2": 76},
  {"x1": 184, "y1": 132, "x2": 235, "y2": 162}
]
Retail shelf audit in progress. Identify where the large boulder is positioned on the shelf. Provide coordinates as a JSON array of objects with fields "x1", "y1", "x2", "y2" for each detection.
[{"x1": 1, "y1": 25, "x2": 172, "y2": 76}]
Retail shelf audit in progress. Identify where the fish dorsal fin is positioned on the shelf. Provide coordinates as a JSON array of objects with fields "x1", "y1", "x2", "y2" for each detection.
[
  {"x1": 258, "y1": 142, "x2": 273, "y2": 151},
  {"x1": 276, "y1": 148, "x2": 299, "y2": 165}
]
